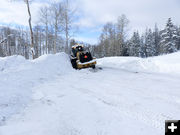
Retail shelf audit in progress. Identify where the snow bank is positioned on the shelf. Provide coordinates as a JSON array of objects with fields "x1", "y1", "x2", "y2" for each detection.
[
  {"x1": 0, "y1": 53, "x2": 72, "y2": 124},
  {"x1": 32, "y1": 53, "x2": 72, "y2": 77},
  {"x1": 98, "y1": 51, "x2": 180, "y2": 74},
  {"x1": 0, "y1": 55, "x2": 28, "y2": 72},
  {"x1": 0, "y1": 53, "x2": 72, "y2": 74},
  {"x1": 150, "y1": 52, "x2": 180, "y2": 74}
]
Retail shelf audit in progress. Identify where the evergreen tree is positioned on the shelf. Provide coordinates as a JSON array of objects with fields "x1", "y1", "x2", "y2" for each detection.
[
  {"x1": 153, "y1": 24, "x2": 160, "y2": 55},
  {"x1": 145, "y1": 29, "x2": 156, "y2": 57},
  {"x1": 176, "y1": 26, "x2": 180, "y2": 50},
  {"x1": 128, "y1": 32, "x2": 141, "y2": 57},
  {"x1": 160, "y1": 18, "x2": 178, "y2": 54},
  {"x1": 140, "y1": 35, "x2": 146, "y2": 58}
]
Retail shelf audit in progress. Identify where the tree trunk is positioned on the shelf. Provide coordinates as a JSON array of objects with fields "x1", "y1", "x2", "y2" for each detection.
[
  {"x1": 26, "y1": 0, "x2": 34, "y2": 59},
  {"x1": 54, "y1": 15, "x2": 58, "y2": 54},
  {"x1": 45, "y1": 24, "x2": 48, "y2": 54},
  {"x1": 65, "y1": 0, "x2": 69, "y2": 53}
]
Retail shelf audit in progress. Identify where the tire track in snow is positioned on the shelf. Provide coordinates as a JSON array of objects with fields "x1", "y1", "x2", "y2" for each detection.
[{"x1": 67, "y1": 71, "x2": 175, "y2": 132}]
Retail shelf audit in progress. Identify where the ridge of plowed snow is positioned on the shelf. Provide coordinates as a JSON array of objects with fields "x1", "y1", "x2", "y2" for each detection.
[
  {"x1": 98, "y1": 51, "x2": 180, "y2": 74},
  {"x1": 0, "y1": 53, "x2": 73, "y2": 123}
]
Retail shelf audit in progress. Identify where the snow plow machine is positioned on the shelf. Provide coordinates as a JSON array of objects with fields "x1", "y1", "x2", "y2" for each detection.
[{"x1": 70, "y1": 44, "x2": 96, "y2": 69}]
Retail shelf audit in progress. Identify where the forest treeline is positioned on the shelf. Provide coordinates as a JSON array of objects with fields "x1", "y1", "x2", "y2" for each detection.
[
  {"x1": 0, "y1": 0, "x2": 74, "y2": 59},
  {"x1": 92, "y1": 16, "x2": 180, "y2": 58},
  {"x1": 0, "y1": 1, "x2": 180, "y2": 59}
]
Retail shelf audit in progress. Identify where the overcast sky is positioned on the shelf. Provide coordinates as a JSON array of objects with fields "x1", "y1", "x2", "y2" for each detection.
[{"x1": 0, "y1": 0, "x2": 180, "y2": 44}]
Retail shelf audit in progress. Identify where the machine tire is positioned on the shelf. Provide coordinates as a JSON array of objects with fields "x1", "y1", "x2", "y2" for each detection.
[
  {"x1": 71, "y1": 59, "x2": 77, "y2": 69},
  {"x1": 91, "y1": 65, "x2": 96, "y2": 69}
]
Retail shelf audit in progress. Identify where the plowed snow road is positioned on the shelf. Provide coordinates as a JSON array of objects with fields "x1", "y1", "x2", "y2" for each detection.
[{"x1": 0, "y1": 54, "x2": 180, "y2": 135}]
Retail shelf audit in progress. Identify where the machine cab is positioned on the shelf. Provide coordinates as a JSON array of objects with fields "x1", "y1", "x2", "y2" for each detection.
[{"x1": 71, "y1": 44, "x2": 84, "y2": 57}]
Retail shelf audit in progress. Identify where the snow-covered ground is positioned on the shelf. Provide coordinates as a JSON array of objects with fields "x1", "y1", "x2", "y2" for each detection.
[{"x1": 0, "y1": 52, "x2": 180, "y2": 135}]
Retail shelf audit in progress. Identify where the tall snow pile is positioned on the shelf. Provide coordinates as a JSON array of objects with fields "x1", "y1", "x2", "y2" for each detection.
[{"x1": 0, "y1": 53, "x2": 72, "y2": 124}]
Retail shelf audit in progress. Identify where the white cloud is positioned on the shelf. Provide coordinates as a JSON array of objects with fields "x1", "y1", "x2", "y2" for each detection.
[
  {"x1": 74, "y1": 36, "x2": 98, "y2": 44},
  {"x1": 74, "y1": 18, "x2": 96, "y2": 28},
  {"x1": 0, "y1": 0, "x2": 180, "y2": 44},
  {"x1": 0, "y1": 0, "x2": 47, "y2": 26},
  {"x1": 0, "y1": 0, "x2": 27, "y2": 25},
  {"x1": 75, "y1": 0, "x2": 180, "y2": 31}
]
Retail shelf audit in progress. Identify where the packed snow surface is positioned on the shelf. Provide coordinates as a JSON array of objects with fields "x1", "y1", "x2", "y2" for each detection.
[{"x1": 0, "y1": 52, "x2": 180, "y2": 135}]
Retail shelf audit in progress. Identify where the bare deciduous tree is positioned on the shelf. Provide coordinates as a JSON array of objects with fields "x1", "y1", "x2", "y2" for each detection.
[
  {"x1": 116, "y1": 14, "x2": 129, "y2": 56},
  {"x1": 39, "y1": 6, "x2": 49, "y2": 54},
  {"x1": 49, "y1": 3, "x2": 64, "y2": 54},
  {"x1": 12, "y1": 0, "x2": 35, "y2": 59},
  {"x1": 63, "y1": 0, "x2": 75, "y2": 53}
]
